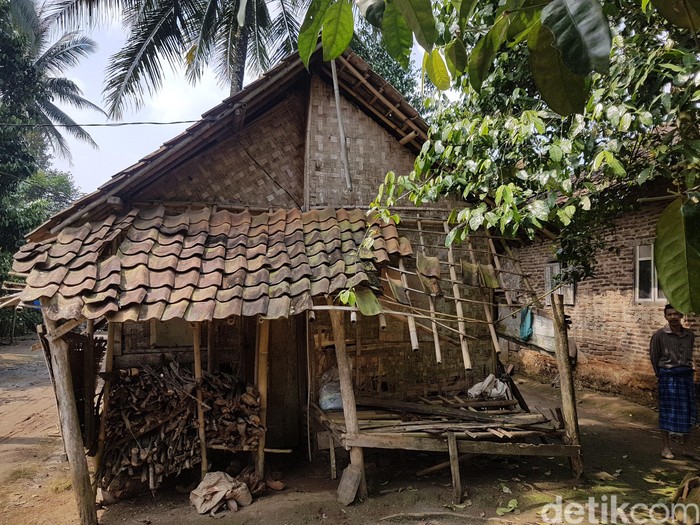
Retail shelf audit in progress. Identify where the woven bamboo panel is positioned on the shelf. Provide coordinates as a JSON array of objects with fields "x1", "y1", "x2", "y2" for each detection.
[{"x1": 138, "y1": 91, "x2": 306, "y2": 207}]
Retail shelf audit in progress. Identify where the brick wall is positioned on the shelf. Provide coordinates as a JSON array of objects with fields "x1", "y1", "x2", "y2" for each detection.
[
  {"x1": 510, "y1": 200, "x2": 700, "y2": 401},
  {"x1": 305, "y1": 76, "x2": 417, "y2": 208}
]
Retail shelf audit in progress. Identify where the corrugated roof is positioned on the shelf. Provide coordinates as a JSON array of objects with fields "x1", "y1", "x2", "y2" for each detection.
[{"x1": 14, "y1": 207, "x2": 411, "y2": 322}]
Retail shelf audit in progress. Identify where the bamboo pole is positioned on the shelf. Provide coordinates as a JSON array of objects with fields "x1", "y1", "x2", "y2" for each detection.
[
  {"x1": 327, "y1": 300, "x2": 367, "y2": 500},
  {"x1": 486, "y1": 234, "x2": 513, "y2": 306},
  {"x1": 399, "y1": 258, "x2": 420, "y2": 351},
  {"x1": 443, "y1": 222, "x2": 472, "y2": 370},
  {"x1": 207, "y1": 321, "x2": 214, "y2": 374},
  {"x1": 84, "y1": 320, "x2": 95, "y2": 449},
  {"x1": 330, "y1": 59, "x2": 352, "y2": 190},
  {"x1": 255, "y1": 318, "x2": 270, "y2": 477},
  {"x1": 551, "y1": 294, "x2": 583, "y2": 478},
  {"x1": 40, "y1": 302, "x2": 97, "y2": 525},
  {"x1": 192, "y1": 322, "x2": 208, "y2": 477},
  {"x1": 416, "y1": 220, "x2": 442, "y2": 364}
]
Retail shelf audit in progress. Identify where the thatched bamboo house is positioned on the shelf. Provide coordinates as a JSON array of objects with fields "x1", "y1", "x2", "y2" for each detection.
[{"x1": 4, "y1": 50, "x2": 582, "y2": 525}]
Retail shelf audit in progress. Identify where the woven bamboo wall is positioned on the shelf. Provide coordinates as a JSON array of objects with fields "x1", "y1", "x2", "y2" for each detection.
[
  {"x1": 305, "y1": 76, "x2": 417, "y2": 208},
  {"x1": 137, "y1": 90, "x2": 307, "y2": 207}
]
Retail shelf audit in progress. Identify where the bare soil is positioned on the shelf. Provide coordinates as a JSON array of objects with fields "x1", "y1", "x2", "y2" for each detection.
[{"x1": 1, "y1": 338, "x2": 697, "y2": 525}]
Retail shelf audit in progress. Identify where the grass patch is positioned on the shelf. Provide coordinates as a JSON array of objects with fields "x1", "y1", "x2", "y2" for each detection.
[
  {"x1": 49, "y1": 476, "x2": 72, "y2": 493},
  {"x1": 6, "y1": 466, "x2": 38, "y2": 482}
]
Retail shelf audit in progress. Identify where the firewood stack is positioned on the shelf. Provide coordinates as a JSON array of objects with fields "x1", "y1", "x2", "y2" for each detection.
[{"x1": 98, "y1": 362, "x2": 264, "y2": 492}]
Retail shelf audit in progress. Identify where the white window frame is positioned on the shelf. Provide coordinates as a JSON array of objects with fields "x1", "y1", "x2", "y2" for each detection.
[
  {"x1": 634, "y1": 244, "x2": 665, "y2": 303},
  {"x1": 544, "y1": 262, "x2": 575, "y2": 306}
]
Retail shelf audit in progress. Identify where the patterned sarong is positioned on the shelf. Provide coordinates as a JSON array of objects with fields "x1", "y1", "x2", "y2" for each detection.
[{"x1": 658, "y1": 366, "x2": 697, "y2": 433}]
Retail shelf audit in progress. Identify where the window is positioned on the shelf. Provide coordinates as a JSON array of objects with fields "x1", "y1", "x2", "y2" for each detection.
[
  {"x1": 635, "y1": 244, "x2": 665, "y2": 302},
  {"x1": 544, "y1": 262, "x2": 575, "y2": 306}
]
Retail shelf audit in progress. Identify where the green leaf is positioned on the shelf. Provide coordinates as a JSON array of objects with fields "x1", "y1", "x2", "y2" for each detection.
[
  {"x1": 682, "y1": 199, "x2": 700, "y2": 255},
  {"x1": 655, "y1": 198, "x2": 700, "y2": 314},
  {"x1": 445, "y1": 38, "x2": 468, "y2": 76},
  {"x1": 469, "y1": 17, "x2": 508, "y2": 92},
  {"x1": 451, "y1": 0, "x2": 478, "y2": 25},
  {"x1": 549, "y1": 144, "x2": 563, "y2": 162},
  {"x1": 528, "y1": 200, "x2": 550, "y2": 220},
  {"x1": 394, "y1": 0, "x2": 437, "y2": 51},
  {"x1": 355, "y1": 287, "x2": 383, "y2": 315},
  {"x1": 425, "y1": 49, "x2": 451, "y2": 90},
  {"x1": 651, "y1": 0, "x2": 700, "y2": 30},
  {"x1": 322, "y1": 0, "x2": 354, "y2": 61},
  {"x1": 507, "y1": 1, "x2": 542, "y2": 41},
  {"x1": 528, "y1": 22, "x2": 589, "y2": 116},
  {"x1": 541, "y1": 0, "x2": 612, "y2": 75},
  {"x1": 382, "y1": 0, "x2": 413, "y2": 68},
  {"x1": 299, "y1": 0, "x2": 334, "y2": 67}
]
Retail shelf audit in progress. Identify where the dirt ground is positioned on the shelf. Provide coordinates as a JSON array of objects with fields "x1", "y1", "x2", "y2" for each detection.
[{"x1": 1, "y1": 337, "x2": 698, "y2": 525}]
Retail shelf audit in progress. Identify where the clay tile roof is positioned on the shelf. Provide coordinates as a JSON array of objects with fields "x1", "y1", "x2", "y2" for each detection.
[{"x1": 15, "y1": 206, "x2": 411, "y2": 322}]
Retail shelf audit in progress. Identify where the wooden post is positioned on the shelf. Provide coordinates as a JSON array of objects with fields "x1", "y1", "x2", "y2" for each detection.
[
  {"x1": 84, "y1": 320, "x2": 95, "y2": 449},
  {"x1": 328, "y1": 431, "x2": 337, "y2": 480},
  {"x1": 327, "y1": 301, "x2": 368, "y2": 500},
  {"x1": 207, "y1": 321, "x2": 214, "y2": 374},
  {"x1": 255, "y1": 318, "x2": 270, "y2": 477},
  {"x1": 399, "y1": 258, "x2": 420, "y2": 352},
  {"x1": 447, "y1": 432, "x2": 462, "y2": 503},
  {"x1": 416, "y1": 220, "x2": 442, "y2": 364},
  {"x1": 94, "y1": 322, "x2": 115, "y2": 479},
  {"x1": 443, "y1": 222, "x2": 472, "y2": 370},
  {"x1": 40, "y1": 304, "x2": 97, "y2": 525},
  {"x1": 551, "y1": 294, "x2": 583, "y2": 478},
  {"x1": 192, "y1": 322, "x2": 208, "y2": 477}
]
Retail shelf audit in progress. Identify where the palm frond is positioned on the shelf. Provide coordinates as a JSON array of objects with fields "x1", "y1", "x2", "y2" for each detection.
[
  {"x1": 244, "y1": 0, "x2": 271, "y2": 75},
  {"x1": 46, "y1": 0, "x2": 123, "y2": 31},
  {"x1": 103, "y1": 0, "x2": 185, "y2": 118},
  {"x1": 34, "y1": 32, "x2": 97, "y2": 75},
  {"x1": 182, "y1": 0, "x2": 223, "y2": 84},
  {"x1": 33, "y1": 103, "x2": 74, "y2": 161},
  {"x1": 265, "y1": 0, "x2": 304, "y2": 66},
  {"x1": 36, "y1": 98, "x2": 99, "y2": 150},
  {"x1": 8, "y1": 0, "x2": 42, "y2": 51},
  {"x1": 44, "y1": 77, "x2": 107, "y2": 115},
  {"x1": 213, "y1": 4, "x2": 241, "y2": 87}
]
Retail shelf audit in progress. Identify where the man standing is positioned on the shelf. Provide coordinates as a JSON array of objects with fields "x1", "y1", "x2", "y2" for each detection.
[{"x1": 650, "y1": 304, "x2": 696, "y2": 459}]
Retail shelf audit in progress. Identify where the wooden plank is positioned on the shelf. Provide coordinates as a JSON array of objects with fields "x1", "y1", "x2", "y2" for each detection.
[
  {"x1": 327, "y1": 304, "x2": 367, "y2": 500},
  {"x1": 255, "y1": 318, "x2": 270, "y2": 477},
  {"x1": 443, "y1": 221, "x2": 472, "y2": 370},
  {"x1": 328, "y1": 431, "x2": 337, "y2": 480},
  {"x1": 447, "y1": 433, "x2": 462, "y2": 503},
  {"x1": 94, "y1": 322, "x2": 115, "y2": 487},
  {"x1": 417, "y1": 220, "x2": 442, "y2": 364},
  {"x1": 40, "y1": 300, "x2": 97, "y2": 525},
  {"x1": 398, "y1": 258, "x2": 420, "y2": 351},
  {"x1": 47, "y1": 317, "x2": 85, "y2": 343},
  {"x1": 552, "y1": 294, "x2": 583, "y2": 478},
  {"x1": 192, "y1": 322, "x2": 208, "y2": 477},
  {"x1": 342, "y1": 432, "x2": 581, "y2": 457}
]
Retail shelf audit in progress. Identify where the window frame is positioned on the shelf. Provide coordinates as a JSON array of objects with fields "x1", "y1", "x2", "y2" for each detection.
[
  {"x1": 544, "y1": 262, "x2": 575, "y2": 306},
  {"x1": 634, "y1": 244, "x2": 665, "y2": 303}
]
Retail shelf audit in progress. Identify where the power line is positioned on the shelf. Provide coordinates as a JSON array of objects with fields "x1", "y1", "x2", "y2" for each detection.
[{"x1": 0, "y1": 117, "x2": 220, "y2": 128}]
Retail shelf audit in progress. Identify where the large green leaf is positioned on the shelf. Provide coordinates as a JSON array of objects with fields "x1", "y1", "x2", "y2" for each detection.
[
  {"x1": 425, "y1": 49, "x2": 451, "y2": 90},
  {"x1": 651, "y1": 0, "x2": 700, "y2": 30},
  {"x1": 506, "y1": 0, "x2": 542, "y2": 42},
  {"x1": 445, "y1": 37, "x2": 467, "y2": 76},
  {"x1": 382, "y1": 0, "x2": 413, "y2": 68},
  {"x1": 682, "y1": 200, "x2": 700, "y2": 255},
  {"x1": 299, "y1": 0, "x2": 334, "y2": 67},
  {"x1": 528, "y1": 22, "x2": 589, "y2": 116},
  {"x1": 451, "y1": 0, "x2": 478, "y2": 26},
  {"x1": 655, "y1": 198, "x2": 700, "y2": 314},
  {"x1": 541, "y1": 0, "x2": 612, "y2": 75},
  {"x1": 394, "y1": 0, "x2": 437, "y2": 51},
  {"x1": 468, "y1": 16, "x2": 508, "y2": 92},
  {"x1": 322, "y1": 0, "x2": 354, "y2": 61}
]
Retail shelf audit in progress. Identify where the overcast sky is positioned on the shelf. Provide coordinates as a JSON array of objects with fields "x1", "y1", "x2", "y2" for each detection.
[{"x1": 52, "y1": 25, "x2": 230, "y2": 195}]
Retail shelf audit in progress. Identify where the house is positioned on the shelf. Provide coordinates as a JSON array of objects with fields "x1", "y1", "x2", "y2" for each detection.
[
  {"x1": 503, "y1": 182, "x2": 699, "y2": 402},
  {"x1": 8, "y1": 49, "x2": 581, "y2": 525}
]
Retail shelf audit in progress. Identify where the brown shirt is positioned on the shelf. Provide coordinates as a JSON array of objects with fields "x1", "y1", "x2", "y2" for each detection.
[{"x1": 649, "y1": 324, "x2": 696, "y2": 376}]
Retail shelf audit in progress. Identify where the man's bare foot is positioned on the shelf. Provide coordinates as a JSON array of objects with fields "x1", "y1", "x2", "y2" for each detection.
[{"x1": 662, "y1": 449, "x2": 675, "y2": 460}]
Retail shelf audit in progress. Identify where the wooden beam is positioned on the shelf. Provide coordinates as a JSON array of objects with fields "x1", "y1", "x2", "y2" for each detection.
[
  {"x1": 416, "y1": 220, "x2": 442, "y2": 364},
  {"x1": 207, "y1": 321, "x2": 214, "y2": 374},
  {"x1": 255, "y1": 318, "x2": 270, "y2": 477},
  {"x1": 342, "y1": 432, "x2": 581, "y2": 457},
  {"x1": 327, "y1": 300, "x2": 367, "y2": 500},
  {"x1": 551, "y1": 294, "x2": 583, "y2": 478},
  {"x1": 398, "y1": 258, "x2": 420, "y2": 352},
  {"x1": 46, "y1": 317, "x2": 85, "y2": 343},
  {"x1": 447, "y1": 433, "x2": 462, "y2": 503},
  {"x1": 443, "y1": 222, "x2": 472, "y2": 370},
  {"x1": 192, "y1": 322, "x2": 208, "y2": 477},
  {"x1": 40, "y1": 299, "x2": 97, "y2": 525},
  {"x1": 94, "y1": 322, "x2": 115, "y2": 484},
  {"x1": 84, "y1": 320, "x2": 95, "y2": 452}
]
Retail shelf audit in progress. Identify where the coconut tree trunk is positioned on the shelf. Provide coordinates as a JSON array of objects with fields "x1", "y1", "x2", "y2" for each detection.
[{"x1": 230, "y1": 26, "x2": 249, "y2": 95}]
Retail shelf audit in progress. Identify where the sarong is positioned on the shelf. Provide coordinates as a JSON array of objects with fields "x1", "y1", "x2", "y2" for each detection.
[{"x1": 658, "y1": 366, "x2": 697, "y2": 433}]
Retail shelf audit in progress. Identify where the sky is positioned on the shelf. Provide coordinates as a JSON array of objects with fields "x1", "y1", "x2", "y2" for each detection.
[{"x1": 52, "y1": 25, "x2": 231, "y2": 195}]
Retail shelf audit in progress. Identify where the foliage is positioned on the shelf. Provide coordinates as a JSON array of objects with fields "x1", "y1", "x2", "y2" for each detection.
[{"x1": 368, "y1": 1, "x2": 699, "y2": 290}]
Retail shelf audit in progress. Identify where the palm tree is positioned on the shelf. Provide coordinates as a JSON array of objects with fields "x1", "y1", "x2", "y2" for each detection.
[
  {"x1": 52, "y1": 0, "x2": 305, "y2": 119},
  {"x1": 9, "y1": 0, "x2": 105, "y2": 161}
]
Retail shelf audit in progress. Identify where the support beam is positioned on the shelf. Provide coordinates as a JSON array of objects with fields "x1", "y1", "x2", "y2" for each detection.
[
  {"x1": 207, "y1": 321, "x2": 214, "y2": 374},
  {"x1": 255, "y1": 318, "x2": 270, "y2": 477},
  {"x1": 327, "y1": 301, "x2": 367, "y2": 500},
  {"x1": 40, "y1": 303, "x2": 97, "y2": 525},
  {"x1": 47, "y1": 317, "x2": 85, "y2": 343},
  {"x1": 94, "y1": 322, "x2": 115, "y2": 483},
  {"x1": 192, "y1": 322, "x2": 208, "y2": 477},
  {"x1": 416, "y1": 220, "x2": 442, "y2": 364},
  {"x1": 551, "y1": 294, "x2": 583, "y2": 478},
  {"x1": 443, "y1": 222, "x2": 472, "y2": 370},
  {"x1": 447, "y1": 433, "x2": 462, "y2": 504},
  {"x1": 84, "y1": 320, "x2": 95, "y2": 450}
]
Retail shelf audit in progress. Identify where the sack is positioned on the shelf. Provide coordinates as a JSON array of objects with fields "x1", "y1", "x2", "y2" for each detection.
[{"x1": 319, "y1": 381, "x2": 343, "y2": 410}]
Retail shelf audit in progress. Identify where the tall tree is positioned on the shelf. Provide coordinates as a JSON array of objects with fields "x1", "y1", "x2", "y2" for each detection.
[{"x1": 53, "y1": 0, "x2": 306, "y2": 118}]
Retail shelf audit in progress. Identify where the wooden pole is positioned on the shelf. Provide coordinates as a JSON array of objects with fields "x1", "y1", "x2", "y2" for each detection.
[
  {"x1": 399, "y1": 258, "x2": 420, "y2": 352},
  {"x1": 327, "y1": 300, "x2": 367, "y2": 500},
  {"x1": 255, "y1": 317, "x2": 270, "y2": 477},
  {"x1": 94, "y1": 322, "x2": 115, "y2": 480},
  {"x1": 40, "y1": 303, "x2": 97, "y2": 525},
  {"x1": 192, "y1": 322, "x2": 208, "y2": 477},
  {"x1": 330, "y1": 59, "x2": 352, "y2": 190},
  {"x1": 416, "y1": 220, "x2": 442, "y2": 364},
  {"x1": 551, "y1": 294, "x2": 583, "y2": 478},
  {"x1": 207, "y1": 321, "x2": 214, "y2": 374},
  {"x1": 443, "y1": 222, "x2": 472, "y2": 370},
  {"x1": 447, "y1": 432, "x2": 462, "y2": 503},
  {"x1": 84, "y1": 320, "x2": 95, "y2": 450}
]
